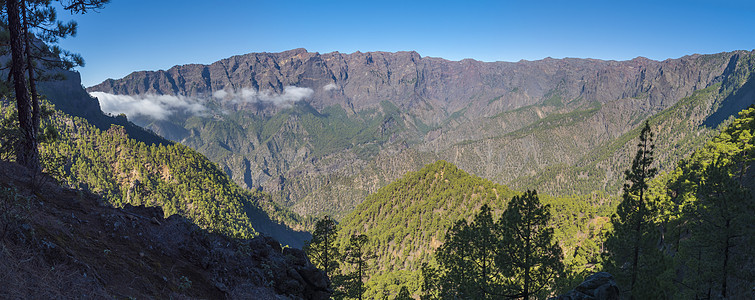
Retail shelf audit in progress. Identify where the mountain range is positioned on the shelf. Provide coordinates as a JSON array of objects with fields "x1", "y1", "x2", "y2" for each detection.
[
  {"x1": 88, "y1": 49, "x2": 755, "y2": 218},
  {"x1": 6, "y1": 46, "x2": 752, "y2": 298}
]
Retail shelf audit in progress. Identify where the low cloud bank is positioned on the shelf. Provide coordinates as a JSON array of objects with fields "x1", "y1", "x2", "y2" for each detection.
[
  {"x1": 92, "y1": 86, "x2": 313, "y2": 121},
  {"x1": 212, "y1": 86, "x2": 313, "y2": 108},
  {"x1": 91, "y1": 92, "x2": 206, "y2": 121}
]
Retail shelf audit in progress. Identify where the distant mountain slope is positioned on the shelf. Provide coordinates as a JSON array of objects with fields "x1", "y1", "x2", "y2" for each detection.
[
  {"x1": 88, "y1": 49, "x2": 755, "y2": 218},
  {"x1": 89, "y1": 48, "x2": 725, "y2": 116},
  {"x1": 0, "y1": 161, "x2": 329, "y2": 299}
]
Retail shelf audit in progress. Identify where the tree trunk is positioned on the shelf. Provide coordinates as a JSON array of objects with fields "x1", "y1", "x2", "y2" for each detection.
[
  {"x1": 324, "y1": 229, "x2": 329, "y2": 277},
  {"x1": 630, "y1": 203, "x2": 642, "y2": 297},
  {"x1": 22, "y1": 1, "x2": 41, "y2": 142},
  {"x1": 523, "y1": 218, "x2": 531, "y2": 300},
  {"x1": 721, "y1": 220, "x2": 730, "y2": 298},
  {"x1": 5, "y1": 0, "x2": 38, "y2": 171},
  {"x1": 358, "y1": 257, "x2": 363, "y2": 300}
]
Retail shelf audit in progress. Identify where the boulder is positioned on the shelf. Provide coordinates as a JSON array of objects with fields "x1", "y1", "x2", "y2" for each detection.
[{"x1": 551, "y1": 272, "x2": 619, "y2": 300}]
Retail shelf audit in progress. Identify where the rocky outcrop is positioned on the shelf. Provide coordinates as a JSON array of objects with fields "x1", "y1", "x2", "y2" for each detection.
[
  {"x1": 551, "y1": 272, "x2": 620, "y2": 300},
  {"x1": 0, "y1": 161, "x2": 330, "y2": 299}
]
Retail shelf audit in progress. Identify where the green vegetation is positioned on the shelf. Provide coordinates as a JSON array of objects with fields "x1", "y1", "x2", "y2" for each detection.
[
  {"x1": 542, "y1": 91, "x2": 564, "y2": 107},
  {"x1": 506, "y1": 102, "x2": 601, "y2": 139},
  {"x1": 339, "y1": 234, "x2": 372, "y2": 300},
  {"x1": 422, "y1": 190, "x2": 564, "y2": 299},
  {"x1": 1, "y1": 0, "x2": 108, "y2": 173},
  {"x1": 644, "y1": 106, "x2": 755, "y2": 298},
  {"x1": 0, "y1": 100, "x2": 311, "y2": 244},
  {"x1": 327, "y1": 160, "x2": 610, "y2": 298},
  {"x1": 603, "y1": 121, "x2": 668, "y2": 298},
  {"x1": 304, "y1": 216, "x2": 340, "y2": 278},
  {"x1": 307, "y1": 106, "x2": 755, "y2": 299},
  {"x1": 334, "y1": 160, "x2": 514, "y2": 298},
  {"x1": 184, "y1": 101, "x2": 409, "y2": 165},
  {"x1": 513, "y1": 82, "x2": 728, "y2": 196}
]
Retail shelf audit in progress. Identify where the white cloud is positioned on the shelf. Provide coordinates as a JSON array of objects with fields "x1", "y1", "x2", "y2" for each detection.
[
  {"x1": 91, "y1": 92, "x2": 207, "y2": 121},
  {"x1": 323, "y1": 83, "x2": 337, "y2": 91},
  {"x1": 212, "y1": 86, "x2": 314, "y2": 108},
  {"x1": 211, "y1": 89, "x2": 228, "y2": 99}
]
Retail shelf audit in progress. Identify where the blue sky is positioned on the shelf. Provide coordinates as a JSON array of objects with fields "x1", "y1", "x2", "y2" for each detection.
[{"x1": 56, "y1": 0, "x2": 755, "y2": 87}]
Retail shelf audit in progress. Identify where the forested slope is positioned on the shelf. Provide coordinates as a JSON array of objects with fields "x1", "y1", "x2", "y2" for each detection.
[
  {"x1": 334, "y1": 160, "x2": 611, "y2": 298},
  {"x1": 330, "y1": 106, "x2": 754, "y2": 298},
  {"x1": 0, "y1": 100, "x2": 312, "y2": 247},
  {"x1": 635, "y1": 106, "x2": 755, "y2": 298}
]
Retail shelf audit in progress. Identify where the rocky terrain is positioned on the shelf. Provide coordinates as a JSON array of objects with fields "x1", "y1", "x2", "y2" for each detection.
[
  {"x1": 551, "y1": 272, "x2": 619, "y2": 300},
  {"x1": 88, "y1": 49, "x2": 755, "y2": 217},
  {"x1": 0, "y1": 161, "x2": 330, "y2": 299}
]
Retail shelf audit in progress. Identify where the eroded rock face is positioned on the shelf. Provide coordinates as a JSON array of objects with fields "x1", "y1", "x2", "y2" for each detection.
[
  {"x1": 552, "y1": 272, "x2": 620, "y2": 300},
  {"x1": 87, "y1": 49, "x2": 755, "y2": 218},
  {"x1": 88, "y1": 49, "x2": 731, "y2": 117}
]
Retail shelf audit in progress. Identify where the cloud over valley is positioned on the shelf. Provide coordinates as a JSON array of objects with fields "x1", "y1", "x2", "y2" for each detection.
[
  {"x1": 92, "y1": 86, "x2": 314, "y2": 121},
  {"x1": 212, "y1": 86, "x2": 314, "y2": 108},
  {"x1": 91, "y1": 92, "x2": 207, "y2": 121}
]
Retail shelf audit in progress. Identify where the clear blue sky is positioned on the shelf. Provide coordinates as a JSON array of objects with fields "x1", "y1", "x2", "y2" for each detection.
[{"x1": 55, "y1": 0, "x2": 755, "y2": 87}]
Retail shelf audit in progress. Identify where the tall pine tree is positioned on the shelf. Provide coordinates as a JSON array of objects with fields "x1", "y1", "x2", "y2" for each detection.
[
  {"x1": 304, "y1": 216, "x2": 340, "y2": 279},
  {"x1": 1, "y1": 0, "x2": 108, "y2": 172},
  {"x1": 433, "y1": 204, "x2": 505, "y2": 299},
  {"x1": 424, "y1": 196, "x2": 563, "y2": 299},
  {"x1": 672, "y1": 109, "x2": 755, "y2": 298},
  {"x1": 498, "y1": 190, "x2": 564, "y2": 300},
  {"x1": 341, "y1": 234, "x2": 371, "y2": 300},
  {"x1": 604, "y1": 120, "x2": 666, "y2": 298}
]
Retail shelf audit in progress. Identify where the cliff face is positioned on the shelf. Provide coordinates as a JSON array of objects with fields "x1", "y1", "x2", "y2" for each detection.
[
  {"x1": 88, "y1": 49, "x2": 755, "y2": 218},
  {"x1": 90, "y1": 49, "x2": 727, "y2": 118}
]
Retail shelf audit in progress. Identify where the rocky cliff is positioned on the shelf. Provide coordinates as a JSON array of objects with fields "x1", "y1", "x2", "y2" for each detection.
[{"x1": 88, "y1": 49, "x2": 755, "y2": 217}]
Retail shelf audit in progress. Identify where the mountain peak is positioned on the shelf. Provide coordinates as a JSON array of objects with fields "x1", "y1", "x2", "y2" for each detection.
[{"x1": 278, "y1": 47, "x2": 309, "y2": 56}]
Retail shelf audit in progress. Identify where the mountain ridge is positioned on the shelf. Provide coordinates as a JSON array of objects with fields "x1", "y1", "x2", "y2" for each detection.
[{"x1": 87, "y1": 49, "x2": 755, "y2": 218}]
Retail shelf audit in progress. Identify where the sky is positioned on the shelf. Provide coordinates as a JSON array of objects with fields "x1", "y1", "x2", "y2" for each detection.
[{"x1": 54, "y1": 0, "x2": 755, "y2": 87}]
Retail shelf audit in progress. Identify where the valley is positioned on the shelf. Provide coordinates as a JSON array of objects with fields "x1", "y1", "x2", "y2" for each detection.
[
  {"x1": 75, "y1": 49, "x2": 755, "y2": 298},
  {"x1": 1, "y1": 1, "x2": 753, "y2": 298},
  {"x1": 89, "y1": 49, "x2": 755, "y2": 219}
]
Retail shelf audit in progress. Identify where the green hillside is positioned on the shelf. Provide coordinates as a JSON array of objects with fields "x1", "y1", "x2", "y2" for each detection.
[
  {"x1": 0, "y1": 100, "x2": 312, "y2": 247},
  {"x1": 640, "y1": 106, "x2": 755, "y2": 298},
  {"x1": 334, "y1": 160, "x2": 611, "y2": 298},
  {"x1": 330, "y1": 106, "x2": 754, "y2": 299}
]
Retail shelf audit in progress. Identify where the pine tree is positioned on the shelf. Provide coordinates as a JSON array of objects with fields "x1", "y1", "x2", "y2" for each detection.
[
  {"x1": 426, "y1": 198, "x2": 563, "y2": 299},
  {"x1": 670, "y1": 107, "x2": 755, "y2": 298},
  {"x1": 4, "y1": 0, "x2": 36, "y2": 170},
  {"x1": 304, "y1": 215, "x2": 340, "y2": 279},
  {"x1": 434, "y1": 204, "x2": 505, "y2": 299},
  {"x1": 680, "y1": 158, "x2": 753, "y2": 298},
  {"x1": 396, "y1": 286, "x2": 411, "y2": 300},
  {"x1": 604, "y1": 120, "x2": 663, "y2": 298},
  {"x1": 1, "y1": 0, "x2": 108, "y2": 172},
  {"x1": 498, "y1": 190, "x2": 564, "y2": 300},
  {"x1": 342, "y1": 234, "x2": 370, "y2": 300}
]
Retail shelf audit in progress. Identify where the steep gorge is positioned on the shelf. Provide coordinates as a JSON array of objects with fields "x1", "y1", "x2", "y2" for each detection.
[{"x1": 88, "y1": 49, "x2": 755, "y2": 217}]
